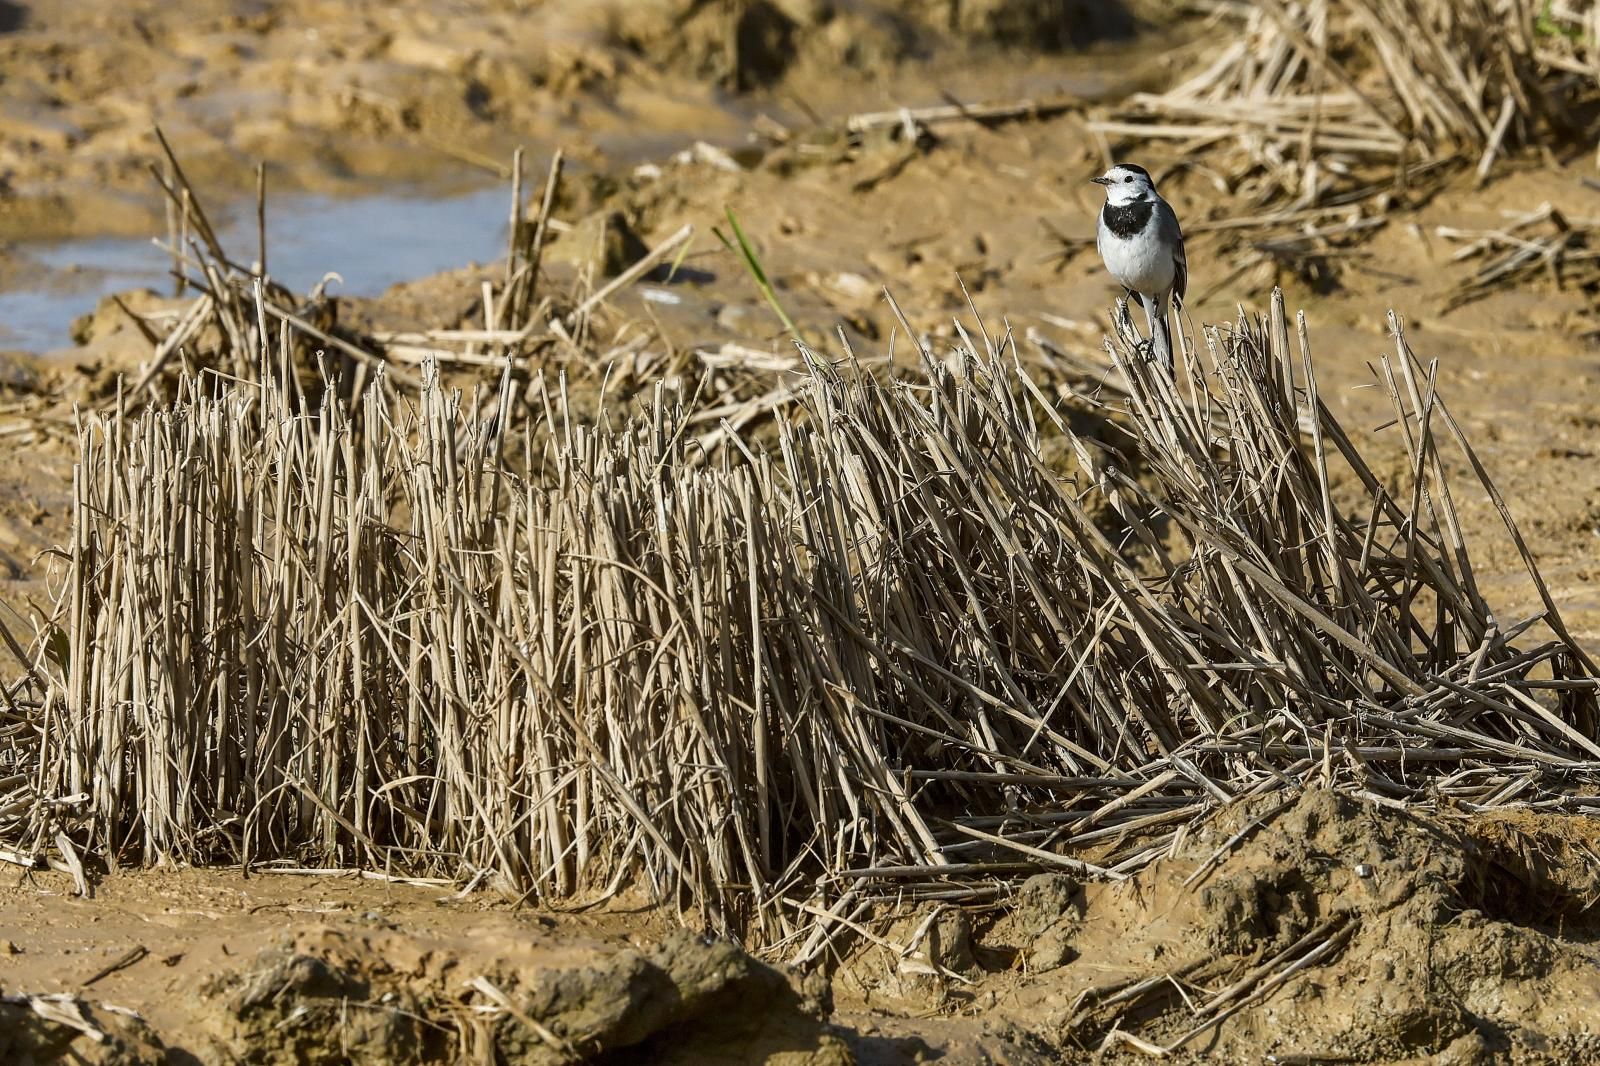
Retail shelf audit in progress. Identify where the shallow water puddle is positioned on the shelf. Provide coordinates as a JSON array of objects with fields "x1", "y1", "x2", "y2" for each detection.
[{"x1": 0, "y1": 184, "x2": 510, "y2": 353}]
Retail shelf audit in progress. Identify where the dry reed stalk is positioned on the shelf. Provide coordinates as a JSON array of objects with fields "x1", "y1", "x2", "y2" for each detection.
[
  {"x1": 3, "y1": 286, "x2": 1597, "y2": 951},
  {"x1": 122, "y1": 142, "x2": 699, "y2": 427},
  {"x1": 1434, "y1": 203, "x2": 1600, "y2": 308}
]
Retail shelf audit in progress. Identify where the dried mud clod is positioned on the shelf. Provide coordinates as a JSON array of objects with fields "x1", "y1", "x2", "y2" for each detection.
[
  {"x1": 1462, "y1": 807, "x2": 1600, "y2": 926},
  {"x1": 204, "y1": 947, "x2": 432, "y2": 1064},
  {"x1": 196, "y1": 925, "x2": 850, "y2": 1065},
  {"x1": 972, "y1": 789, "x2": 1600, "y2": 1063},
  {"x1": 0, "y1": 994, "x2": 168, "y2": 1066},
  {"x1": 1009, "y1": 873, "x2": 1086, "y2": 972},
  {"x1": 546, "y1": 210, "x2": 653, "y2": 278}
]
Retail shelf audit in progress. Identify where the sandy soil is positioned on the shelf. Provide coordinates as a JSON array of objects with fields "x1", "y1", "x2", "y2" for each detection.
[
  {"x1": 5, "y1": 790, "x2": 1600, "y2": 1063},
  {"x1": 3, "y1": 0, "x2": 1600, "y2": 1062},
  {"x1": 0, "y1": 868, "x2": 852, "y2": 1064},
  {"x1": 836, "y1": 789, "x2": 1600, "y2": 1064}
]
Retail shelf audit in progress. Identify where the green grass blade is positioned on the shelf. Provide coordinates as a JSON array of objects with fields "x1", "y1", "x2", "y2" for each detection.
[{"x1": 714, "y1": 206, "x2": 801, "y2": 341}]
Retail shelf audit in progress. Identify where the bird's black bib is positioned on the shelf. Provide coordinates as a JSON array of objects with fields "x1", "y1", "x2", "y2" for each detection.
[{"x1": 1101, "y1": 200, "x2": 1154, "y2": 240}]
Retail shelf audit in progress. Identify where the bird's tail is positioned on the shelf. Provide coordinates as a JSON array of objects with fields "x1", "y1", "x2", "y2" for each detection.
[{"x1": 1152, "y1": 312, "x2": 1174, "y2": 374}]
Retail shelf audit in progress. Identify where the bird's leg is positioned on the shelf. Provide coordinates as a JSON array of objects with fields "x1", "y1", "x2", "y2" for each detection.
[{"x1": 1141, "y1": 291, "x2": 1174, "y2": 375}]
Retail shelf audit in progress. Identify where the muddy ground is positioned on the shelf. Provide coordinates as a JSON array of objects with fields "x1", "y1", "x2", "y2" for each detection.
[
  {"x1": 0, "y1": 0, "x2": 1151, "y2": 240},
  {"x1": 3, "y1": 0, "x2": 1600, "y2": 1062}
]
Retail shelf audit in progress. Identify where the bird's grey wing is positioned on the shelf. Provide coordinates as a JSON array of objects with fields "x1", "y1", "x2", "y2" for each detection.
[{"x1": 1156, "y1": 200, "x2": 1187, "y2": 306}]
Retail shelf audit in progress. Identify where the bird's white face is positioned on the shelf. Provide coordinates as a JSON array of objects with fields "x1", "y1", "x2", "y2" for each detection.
[{"x1": 1093, "y1": 165, "x2": 1157, "y2": 206}]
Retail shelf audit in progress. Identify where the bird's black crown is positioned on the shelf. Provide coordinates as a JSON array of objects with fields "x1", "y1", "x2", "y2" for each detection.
[{"x1": 1113, "y1": 163, "x2": 1150, "y2": 179}]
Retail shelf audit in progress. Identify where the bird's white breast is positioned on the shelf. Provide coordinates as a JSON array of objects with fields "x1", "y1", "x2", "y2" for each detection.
[{"x1": 1097, "y1": 215, "x2": 1176, "y2": 296}]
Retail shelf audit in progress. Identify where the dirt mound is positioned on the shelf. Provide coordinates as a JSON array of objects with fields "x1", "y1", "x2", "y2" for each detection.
[
  {"x1": 583, "y1": 0, "x2": 1135, "y2": 90},
  {"x1": 1463, "y1": 808, "x2": 1600, "y2": 925},
  {"x1": 832, "y1": 790, "x2": 1600, "y2": 1063},
  {"x1": 1058, "y1": 790, "x2": 1600, "y2": 1060},
  {"x1": 199, "y1": 924, "x2": 848, "y2": 1065},
  {"x1": 0, "y1": 994, "x2": 168, "y2": 1065},
  {"x1": 3, "y1": 911, "x2": 848, "y2": 1065},
  {"x1": 899, "y1": 0, "x2": 1135, "y2": 48}
]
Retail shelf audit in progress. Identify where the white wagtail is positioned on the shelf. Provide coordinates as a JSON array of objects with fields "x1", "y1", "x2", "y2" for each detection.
[{"x1": 1092, "y1": 163, "x2": 1187, "y2": 372}]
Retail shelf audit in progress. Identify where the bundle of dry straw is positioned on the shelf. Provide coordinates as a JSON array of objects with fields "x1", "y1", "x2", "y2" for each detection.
[{"x1": 1, "y1": 289, "x2": 1596, "y2": 949}]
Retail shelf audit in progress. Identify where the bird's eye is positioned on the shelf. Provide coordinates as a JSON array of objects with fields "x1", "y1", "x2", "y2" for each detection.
[{"x1": 1123, "y1": 176, "x2": 1133, "y2": 183}]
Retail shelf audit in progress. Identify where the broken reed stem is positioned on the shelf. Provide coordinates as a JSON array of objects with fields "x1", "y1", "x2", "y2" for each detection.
[
  {"x1": 5, "y1": 287, "x2": 1598, "y2": 950},
  {"x1": 123, "y1": 144, "x2": 695, "y2": 416}
]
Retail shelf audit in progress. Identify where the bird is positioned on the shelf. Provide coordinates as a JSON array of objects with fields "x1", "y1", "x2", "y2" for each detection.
[{"x1": 1092, "y1": 163, "x2": 1187, "y2": 373}]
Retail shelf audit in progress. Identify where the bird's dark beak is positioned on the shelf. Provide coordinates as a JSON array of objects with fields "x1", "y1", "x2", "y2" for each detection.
[{"x1": 1090, "y1": 176, "x2": 1112, "y2": 186}]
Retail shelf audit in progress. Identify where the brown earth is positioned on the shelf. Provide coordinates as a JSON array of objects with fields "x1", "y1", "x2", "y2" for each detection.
[
  {"x1": 5, "y1": 790, "x2": 1600, "y2": 1063},
  {"x1": 0, "y1": 869, "x2": 851, "y2": 1064},
  {"x1": 834, "y1": 788, "x2": 1600, "y2": 1064},
  {"x1": 0, "y1": 0, "x2": 1150, "y2": 241},
  {"x1": 3, "y1": 0, "x2": 1600, "y2": 1063}
]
